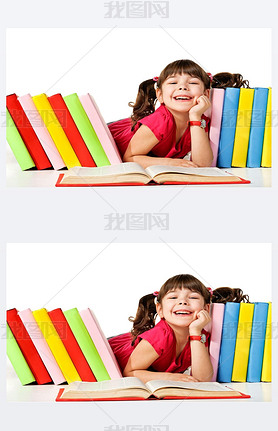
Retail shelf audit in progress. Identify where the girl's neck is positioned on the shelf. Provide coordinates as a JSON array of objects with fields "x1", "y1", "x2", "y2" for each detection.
[
  {"x1": 165, "y1": 106, "x2": 190, "y2": 128},
  {"x1": 166, "y1": 321, "x2": 190, "y2": 344}
]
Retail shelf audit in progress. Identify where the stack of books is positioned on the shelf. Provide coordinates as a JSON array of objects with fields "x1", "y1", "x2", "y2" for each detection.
[
  {"x1": 6, "y1": 307, "x2": 122, "y2": 385},
  {"x1": 6, "y1": 93, "x2": 122, "y2": 171},
  {"x1": 209, "y1": 87, "x2": 272, "y2": 168}
]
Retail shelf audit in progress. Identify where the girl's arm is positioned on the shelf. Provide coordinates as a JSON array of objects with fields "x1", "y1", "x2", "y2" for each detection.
[
  {"x1": 189, "y1": 95, "x2": 213, "y2": 167},
  {"x1": 189, "y1": 310, "x2": 213, "y2": 381},
  {"x1": 123, "y1": 125, "x2": 198, "y2": 169},
  {"x1": 123, "y1": 339, "x2": 198, "y2": 384}
]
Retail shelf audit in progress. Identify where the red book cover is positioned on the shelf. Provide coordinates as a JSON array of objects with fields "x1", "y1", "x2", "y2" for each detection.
[
  {"x1": 7, "y1": 308, "x2": 52, "y2": 384},
  {"x1": 48, "y1": 94, "x2": 96, "y2": 167},
  {"x1": 6, "y1": 94, "x2": 52, "y2": 170},
  {"x1": 48, "y1": 308, "x2": 96, "y2": 382}
]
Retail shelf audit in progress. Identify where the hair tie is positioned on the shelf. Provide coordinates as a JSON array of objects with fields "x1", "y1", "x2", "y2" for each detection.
[
  {"x1": 153, "y1": 291, "x2": 159, "y2": 297},
  {"x1": 207, "y1": 287, "x2": 213, "y2": 297},
  {"x1": 153, "y1": 76, "x2": 159, "y2": 82},
  {"x1": 207, "y1": 72, "x2": 213, "y2": 83}
]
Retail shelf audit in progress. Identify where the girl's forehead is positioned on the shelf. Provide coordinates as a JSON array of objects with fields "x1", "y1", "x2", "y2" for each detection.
[
  {"x1": 166, "y1": 73, "x2": 199, "y2": 80},
  {"x1": 165, "y1": 287, "x2": 200, "y2": 294}
]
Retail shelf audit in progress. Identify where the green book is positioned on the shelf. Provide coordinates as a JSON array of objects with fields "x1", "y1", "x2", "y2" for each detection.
[
  {"x1": 63, "y1": 93, "x2": 110, "y2": 167},
  {"x1": 6, "y1": 109, "x2": 35, "y2": 170},
  {"x1": 6, "y1": 324, "x2": 36, "y2": 385},
  {"x1": 64, "y1": 308, "x2": 110, "y2": 381}
]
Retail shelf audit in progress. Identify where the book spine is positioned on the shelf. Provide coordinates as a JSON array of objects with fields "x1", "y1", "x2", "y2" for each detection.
[
  {"x1": 209, "y1": 303, "x2": 225, "y2": 381},
  {"x1": 47, "y1": 94, "x2": 96, "y2": 167},
  {"x1": 79, "y1": 308, "x2": 122, "y2": 379},
  {"x1": 6, "y1": 324, "x2": 36, "y2": 385},
  {"x1": 33, "y1": 308, "x2": 81, "y2": 384},
  {"x1": 79, "y1": 93, "x2": 122, "y2": 165},
  {"x1": 48, "y1": 308, "x2": 96, "y2": 382},
  {"x1": 7, "y1": 93, "x2": 52, "y2": 170},
  {"x1": 261, "y1": 302, "x2": 272, "y2": 381},
  {"x1": 246, "y1": 302, "x2": 269, "y2": 382},
  {"x1": 217, "y1": 302, "x2": 240, "y2": 382},
  {"x1": 261, "y1": 88, "x2": 272, "y2": 167},
  {"x1": 232, "y1": 88, "x2": 255, "y2": 167},
  {"x1": 7, "y1": 308, "x2": 52, "y2": 385},
  {"x1": 32, "y1": 94, "x2": 81, "y2": 169},
  {"x1": 6, "y1": 109, "x2": 35, "y2": 170},
  {"x1": 19, "y1": 308, "x2": 65, "y2": 385},
  {"x1": 217, "y1": 88, "x2": 240, "y2": 168},
  {"x1": 246, "y1": 88, "x2": 269, "y2": 167},
  {"x1": 63, "y1": 93, "x2": 110, "y2": 167},
  {"x1": 231, "y1": 303, "x2": 255, "y2": 382},
  {"x1": 64, "y1": 308, "x2": 110, "y2": 381},
  {"x1": 209, "y1": 89, "x2": 225, "y2": 167}
]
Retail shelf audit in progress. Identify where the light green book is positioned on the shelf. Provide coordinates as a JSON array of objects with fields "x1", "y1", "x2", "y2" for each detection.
[
  {"x1": 6, "y1": 109, "x2": 35, "y2": 170},
  {"x1": 63, "y1": 93, "x2": 110, "y2": 167},
  {"x1": 6, "y1": 324, "x2": 36, "y2": 385},
  {"x1": 64, "y1": 308, "x2": 110, "y2": 381}
]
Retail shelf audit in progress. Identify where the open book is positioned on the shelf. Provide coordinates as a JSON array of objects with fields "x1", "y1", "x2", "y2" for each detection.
[
  {"x1": 56, "y1": 377, "x2": 250, "y2": 401},
  {"x1": 55, "y1": 162, "x2": 250, "y2": 186}
]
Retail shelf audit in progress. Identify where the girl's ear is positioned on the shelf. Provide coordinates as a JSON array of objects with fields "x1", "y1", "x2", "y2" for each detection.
[
  {"x1": 204, "y1": 303, "x2": 210, "y2": 313},
  {"x1": 156, "y1": 302, "x2": 164, "y2": 319},
  {"x1": 204, "y1": 88, "x2": 210, "y2": 98},
  {"x1": 156, "y1": 88, "x2": 163, "y2": 104}
]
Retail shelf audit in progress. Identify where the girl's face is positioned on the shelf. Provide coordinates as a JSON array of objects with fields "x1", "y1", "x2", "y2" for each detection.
[
  {"x1": 156, "y1": 72, "x2": 209, "y2": 114},
  {"x1": 156, "y1": 287, "x2": 209, "y2": 329}
]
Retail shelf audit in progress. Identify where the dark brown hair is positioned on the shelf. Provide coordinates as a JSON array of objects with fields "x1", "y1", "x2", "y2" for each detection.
[
  {"x1": 129, "y1": 59, "x2": 211, "y2": 130},
  {"x1": 212, "y1": 287, "x2": 250, "y2": 304},
  {"x1": 212, "y1": 72, "x2": 250, "y2": 89},
  {"x1": 129, "y1": 274, "x2": 211, "y2": 344}
]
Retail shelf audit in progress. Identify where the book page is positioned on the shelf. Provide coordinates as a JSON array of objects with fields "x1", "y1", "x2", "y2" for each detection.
[
  {"x1": 64, "y1": 162, "x2": 148, "y2": 179},
  {"x1": 145, "y1": 165, "x2": 232, "y2": 178},
  {"x1": 146, "y1": 380, "x2": 234, "y2": 393},
  {"x1": 63, "y1": 377, "x2": 148, "y2": 394}
]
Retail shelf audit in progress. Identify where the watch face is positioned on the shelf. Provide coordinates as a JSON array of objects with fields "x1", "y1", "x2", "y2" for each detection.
[
  {"x1": 201, "y1": 334, "x2": 206, "y2": 343},
  {"x1": 200, "y1": 119, "x2": 206, "y2": 129}
]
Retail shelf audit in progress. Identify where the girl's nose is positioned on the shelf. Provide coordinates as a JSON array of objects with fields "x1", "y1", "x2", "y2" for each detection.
[
  {"x1": 179, "y1": 85, "x2": 188, "y2": 90},
  {"x1": 179, "y1": 300, "x2": 188, "y2": 304}
]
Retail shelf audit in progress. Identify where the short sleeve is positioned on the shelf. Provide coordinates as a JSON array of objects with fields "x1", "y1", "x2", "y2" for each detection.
[
  {"x1": 139, "y1": 105, "x2": 171, "y2": 142},
  {"x1": 138, "y1": 323, "x2": 170, "y2": 356}
]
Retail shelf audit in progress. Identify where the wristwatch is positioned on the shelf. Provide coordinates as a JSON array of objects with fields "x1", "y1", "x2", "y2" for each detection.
[
  {"x1": 187, "y1": 119, "x2": 206, "y2": 129},
  {"x1": 189, "y1": 334, "x2": 206, "y2": 343}
]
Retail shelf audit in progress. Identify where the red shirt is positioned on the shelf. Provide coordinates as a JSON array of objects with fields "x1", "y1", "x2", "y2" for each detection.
[
  {"x1": 108, "y1": 104, "x2": 209, "y2": 159},
  {"x1": 108, "y1": 319, "x2": 210, "y2": 373}
]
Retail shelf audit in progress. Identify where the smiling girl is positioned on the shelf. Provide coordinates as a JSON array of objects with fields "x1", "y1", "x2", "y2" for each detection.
[
  {"x1": 108, "y1": 59, "x2": 249, "y2": 168},
  {"x1": 109, "y1": 274, "x2": 213, "y2": 383}
]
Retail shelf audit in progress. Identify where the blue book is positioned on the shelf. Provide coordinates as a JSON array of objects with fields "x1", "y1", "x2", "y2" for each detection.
[
  {"x1": 246, "y1": 302, "x2": 269, "y2": 382},
  {"x1": 247, "y1": 88, "x2": 269, "y2": 167},
  {"x1": 217, "y1": 88, "x2": 240, "y2": 168},
  {"x1": 217, "y1": 302, "x2": 240, "y2": 382}
]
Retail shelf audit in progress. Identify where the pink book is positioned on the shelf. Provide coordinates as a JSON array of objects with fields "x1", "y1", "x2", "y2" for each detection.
[
  {"x1": 209, "y1": 89, "x2": 225, "y2": 167},
  {"x1": 80, "y1": 308, "x2": 122, "y2": 379},
  {"x1": 18, "y1": 94, "x2": 66, "y2": 170},
  {"x1": 209, "y1": 303, "x2": 225, "y2": 381},
  {"x1": 18, "y1": 308, "x2": 66, "y2": 384},
  {"x1": 79, "y1": 94, "x2": 122, "y2": 164}
]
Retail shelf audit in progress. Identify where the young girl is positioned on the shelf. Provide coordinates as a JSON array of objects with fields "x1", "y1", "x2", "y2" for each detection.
[
  {"x1": 109, "y1": 274, "x2": 250, "y2": 384},
  {"x1": 108, "y1": 59, "x2": 249, "y2": 169}
]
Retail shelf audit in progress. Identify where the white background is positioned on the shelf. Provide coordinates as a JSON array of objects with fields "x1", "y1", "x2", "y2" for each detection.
[
  {"x1": 7, "y1": 243, "x2": 271, "y2": 337},
  {"x1": 6, "y1": 28, "x2": 271, "y2": 123}
]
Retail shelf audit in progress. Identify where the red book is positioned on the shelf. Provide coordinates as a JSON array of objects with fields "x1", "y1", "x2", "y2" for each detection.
[
  {"x1": 48, "y1": 94, "x2": 96, "y2": 167},
  {"x1": 6, "y1": 94, "x2": 52, "y2": 170},
  {"x1": 7, "y1": 308, "x2": 52, "y2": 384},
  {"x1": 48, "y1": 308, "x2": 96, "y2": 382}
]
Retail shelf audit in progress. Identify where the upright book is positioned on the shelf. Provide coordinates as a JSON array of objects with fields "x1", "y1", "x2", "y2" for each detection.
[
  {"x1": 56, "y1": 163, "x2": 250, "y2": 187},
  {"x1": 231, "y1": 303, "x2": 254, "y2": 382},
  {"x1": 209, "y1": 88, "x2": 225, "y2": 167},
  {"x1": 48, "y1": 308, "x2": 96, "y2": 382},
  {"x1": 261, "y1": 302, "x2": 272, "y2": 382},
  {"x1": 246, "y1": 302, "x2": 269, "y2": 382},
  {"x1": 56, "y1": 377, "x2": 250, "y2": 401},
  {"x1": 261, "y1": 88, "x2": 272, "y2": 167},
  {"x1": 209, "y1": 303, "x2": 225, "y2": 381}
]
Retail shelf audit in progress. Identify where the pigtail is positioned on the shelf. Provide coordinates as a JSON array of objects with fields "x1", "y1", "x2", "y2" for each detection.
[
  {"x1": 129, "y1": 293, "x2": 157, "y2": 345},
  {"x1": 212, "y1": 72, "x2": 250, "y2": 89},
  {"x1": 128, "y1": 79, "x2": 157, "y2": 130},
  {"x1": 212, "y1": 287, "x2": 250, "y2": 304}
]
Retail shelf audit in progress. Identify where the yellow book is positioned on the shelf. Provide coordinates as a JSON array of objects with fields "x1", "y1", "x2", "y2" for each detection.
[
  {"x1": 261, "y1": 87, "x2": 272, "y2": 167},
  {"x1": 261, "y1": 302, "x2": 271, "y2": 381},
  {"x1": 32, "y1": 94, "x2": 81, "y2": 169},
  {"x1": 33, "y1": 308, "x2": 81, "y2": 384},
  {"x1": 232, "y1": 303, "x2": 254, "y2": 382},
  {"x1": 232, "y1": 88, "x2": 254, "y2": 167}
]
